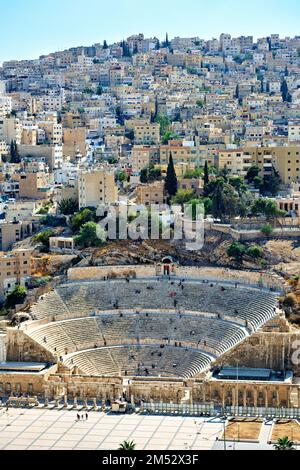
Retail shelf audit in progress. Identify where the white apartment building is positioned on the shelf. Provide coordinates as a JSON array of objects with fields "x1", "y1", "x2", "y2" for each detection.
[
  {"x1": 0, "y1": 96, "x2": 12, "y2": 117},
  {"x1": 0, "y1": 117, "x2": 21, "y2": 144},
  {"x1": 288, "y1": 123, "x2": 300, "y2": 142}
]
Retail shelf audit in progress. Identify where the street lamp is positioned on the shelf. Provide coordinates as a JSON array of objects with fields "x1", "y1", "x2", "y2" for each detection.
[{"x1": 223, "y1": 415, "x2": 227, "y2": 451}]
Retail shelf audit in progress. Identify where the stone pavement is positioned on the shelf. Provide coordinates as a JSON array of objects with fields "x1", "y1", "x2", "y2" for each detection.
[{"x1": 0, "y1": 409, "x2": 224, "y2": 450}]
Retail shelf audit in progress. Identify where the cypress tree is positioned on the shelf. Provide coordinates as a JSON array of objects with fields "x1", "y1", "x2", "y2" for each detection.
[
  {"x1": 103, "y1": 40, "x2": 108, "y2": 49},
  {"x1": 204, "y1": 161, "x2": 209, "y2": 187},
  {"x1": 10, "y1": 140, "x2": 20, "y2": 164},
  {"x1": 165, "y1": 153, "x2": 178, "y2": 198}
]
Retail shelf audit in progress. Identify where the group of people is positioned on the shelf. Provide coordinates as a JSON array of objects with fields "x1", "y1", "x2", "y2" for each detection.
[{"x1": 77, "y1": 412, "x2": 89, "y2": 421}]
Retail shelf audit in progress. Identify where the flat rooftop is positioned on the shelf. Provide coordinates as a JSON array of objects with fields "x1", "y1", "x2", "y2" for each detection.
[
  {"x1": 0, "y1": 363, "x2": 48, "y2": 373},
  {"x1": 214, "y1": 368, "x2": 293, "y2": 383}
]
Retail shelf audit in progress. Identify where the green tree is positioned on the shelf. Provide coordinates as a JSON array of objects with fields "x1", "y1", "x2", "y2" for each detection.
[
  {"x1": 251, "y1": 199, "x2": 280, "y2": 219},
  {"x1": 42, "y1": 215, "x2": 66, "y2": 227},
  {"x1": 246, "y1": 245, "x2": 264, "y2": 259},
  {"x1": 58, "y1": 198, "x2": 79, "y2": 216},
  {"x1": 261, "y1": 223, "x2": 274, "y2": 236},
  {"x1": 10, "y1": 140, "x2": 21, "y2": 164},
  {"x1": 185, "y1": 199, "x2": 204, "y2": 221},
  {"x1": 204, "y1": 161, "x2": 209, "y2": 187},
  {"x1": 246, "y1": 165, "x2": 260, "y2": 184},
  {"x1": 274, "y1": 437, "x2": 295, "y2": 451},
  {"x1": 201, "y1": 196, "x2": 213, "y2": 215},
  {"x1": 184, "y1": 168, "x2": 204, "y2": 179},
  {"x1": 171, "y1": 189, "x2": 196, "y2": 205},
  {"x1": 155, "y1": 114, "x2": 170, "y2": 136},
  {"x1": 228, "y1": 177, "x2": 247, "y2": 196},
  {"x1": 116, "y1": 171, "x2": 129, "y2": 183},
  {"x1": 32, "y1": 229, "x2": 55, "y2": 248},
  {"x1": 281, "y1": 79, "x2": 291, "y2": 102},
  {"x1": 162, "y1": 131, "x2": 180, "y2": 145},
  {"x1": 227, "y1": 242, "x2": 247, "y2": 263},
  {"x1": 103, "y1": 40, "x2": 108, "y2": 49},
  {"x1": 6, "y1": 286, "x2": 27, "y2": 309},
  {"x1": 118, "y1": 440, "x2": 136, "y2": 451},
  {"x1": 140, "y1": 165, "x2": 161, "y2": 183},
  {"x1": 69, "y1": 208, "x2": 97, "y2": 233},
  {"x1": 165, "y1": 154, "x2": 178, "y2": 198},
  {"x1": 211, "y1": 179, "x2": 240, "y2": 220},
  {"x1": 148, "y1": 166, "x2": 161, "y2": 182},
  {"x1": 262, "y1": 166, "x2": 281, "y2": 196},
  {"x1": 140, "y1": 167, "x2": 149, "y2": 184},
  {"x1": 74, "y1": 222, "x2": 106, "y2": 248}
]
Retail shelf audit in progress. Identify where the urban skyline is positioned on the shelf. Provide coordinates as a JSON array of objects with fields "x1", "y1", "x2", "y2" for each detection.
[{"x1": 1, "y1": 0, "x2": 300, "y2": 63}]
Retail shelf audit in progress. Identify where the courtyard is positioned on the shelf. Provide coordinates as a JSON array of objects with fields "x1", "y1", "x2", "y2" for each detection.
[{"x1": 0, "y1": 408, "x2": 223, "y2": 450}]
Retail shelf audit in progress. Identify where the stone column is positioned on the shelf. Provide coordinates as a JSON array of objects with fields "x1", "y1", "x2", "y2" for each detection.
[
  {"x1": 83, "y1": 398, "x2": 88, "y2": 409},
  {"x1": 265, "y1": 390, "x2": 268, "y2": 408},
  {"x1": 222, "y1": 387, "x2": 225, "y2": 408},
  {"x1": 64, "y1": 395, "x2": 68, "y2": 408},
  {"x1": 232, "y1": 387, "x2": 236, "y2": 407},
  {"x1": 243, "y1": 389, "x2": 247, "y2": 408},
  {"x1": 73, "y1": 396, "x2": 78, "y2": 409},
  {"x1": 254, "y1": 388, "x2": 258, "y2": 408},
  {"x1": 93, "y1": 398, "x2": 97, "y2": 410},
  {"x1": 276, "y1": 389, "x2": 280, "y2": 407}
]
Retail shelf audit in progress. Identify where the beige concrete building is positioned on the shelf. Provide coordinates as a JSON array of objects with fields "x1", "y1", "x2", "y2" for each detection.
[
  {"x1": 39, "y1": 122, "x2": 63, "y2": 145},
  {"x1": 0, "y1": 248, "x2": 32, "y2": 293},
  {"x1": 131, "y1": 145, "x2": 160, "y2": 172},
  {"x1": 0, "y1": 221, "x2": 33, "y2": 252},
  {"x1": 17, "y1": 173, "x2": 51, "y2": 200},
  {"x1": 0, "y1": 117, "x2": 21, "y2": 145},
  {"x1": 49, "y1": 237, "x2": 75, "y2": 254},
  {"x1": 63, "y1": 127, "x2": 87, "y2": 159},
  {"x1": 276, "y1": 196, "x2": 300, "y2": 216},
  {"x1": 134, "y1": 123, "x2": 160, "y2": 145},
  {"x1": 242, "y1": 146, "x2": 300, "y2": 183},
  {"x1": 136, "y1": 181, "x2": 166, "y2": 207},
  {"x1": 216, "y1": 150, "x2": 253, "y2": 176},
  {"x1": 78, "y1": 170, "x2": 118, "y2": 210},
  {"x1": 160, "y1": 142, "x2": 200, "y2": 166}
]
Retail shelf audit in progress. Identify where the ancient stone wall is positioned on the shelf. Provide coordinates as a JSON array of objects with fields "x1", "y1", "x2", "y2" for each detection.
[
  {"x1": 215, "y1": 330, "x2": 300, "y2": 373},
  {"x1": 6, "y1": 329, "x2": 55, "y2": 363}
]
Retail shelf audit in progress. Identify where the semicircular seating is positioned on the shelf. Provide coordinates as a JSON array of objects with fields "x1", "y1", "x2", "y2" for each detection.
[
  {"x1": 25, "y1": 312, "x2": 248, "y2": 358},
  {"x1": 63, "y1": 345, "x2": 213, "y2": 380},
  {"x1": 29, "y1": 280, "x2": 278, "y2": 331},
  {"x1": 24, "y1": 278, "x2": 279, "y2": 379}
]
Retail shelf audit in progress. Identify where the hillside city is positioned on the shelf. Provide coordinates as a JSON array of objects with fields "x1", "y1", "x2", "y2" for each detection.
[{"x1": 0, "y1": 31, "x2": 300, "y2": 452}]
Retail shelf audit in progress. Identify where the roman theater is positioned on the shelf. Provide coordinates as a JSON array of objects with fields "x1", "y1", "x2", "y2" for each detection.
[{"x1": 1, "y1": 259, "x2": 300, "y2": 416}]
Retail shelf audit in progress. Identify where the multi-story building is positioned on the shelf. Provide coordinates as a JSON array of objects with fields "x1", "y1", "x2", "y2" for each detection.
[
  {"x1": 136, "y1": 181, "x2": 166, "y2": 207},
  {"x1": 78, "y1": 170, "x2": 118, "y2": 209},
  {"x1": 131, "y1": 145, "x2": 160, "y2": 172},
  {"x1": 0, "y1": 248, "x2": 32, "y2": 293},
  {"x1": 17, "y1": 172, "x2": 51, "y2": 200},
  {"x1": 63, "y1": 127, "x2": 87, "y2": 159},
  {"x1": 0, "y1": 117, "x2": 21, "y2": 145},
  {"x1": 0, "y1": 96, "x2": 12, "y2": 117},
  {"x1": 160, "y1": 141, "x2": 202, "y2": 166},
  {"x1": 0, "y1": 221, "x2": 33, "y2": 252},
  {"x1": 134, "y1": 124, "x2": 160, "y2": 145}
]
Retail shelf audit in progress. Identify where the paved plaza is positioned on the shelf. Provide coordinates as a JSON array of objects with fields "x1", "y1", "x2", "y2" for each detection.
[{"x1": 0, "y1": 408, "x2": 224, "y2": 450}]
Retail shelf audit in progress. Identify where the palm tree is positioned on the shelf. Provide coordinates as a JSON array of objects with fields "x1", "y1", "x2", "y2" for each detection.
[
  {"x1": 274, "y1": 436, "x2": 296, "y2": 450},
  {"x1": 118, "y1": 440, "x2": 136, "y2": 451}
]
